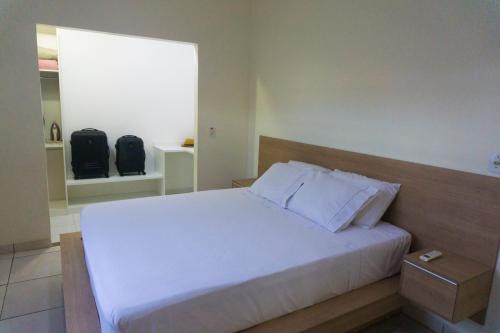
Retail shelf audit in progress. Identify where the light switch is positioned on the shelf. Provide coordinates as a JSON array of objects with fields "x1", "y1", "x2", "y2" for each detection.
[{"x1": 489, "y1": 152, "x2": 500, "y2": 174}]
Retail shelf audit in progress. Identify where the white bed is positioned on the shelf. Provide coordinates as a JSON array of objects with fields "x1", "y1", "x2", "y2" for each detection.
[{"x1": 81, "y1": 188, "x2": 411, "y2": 333}]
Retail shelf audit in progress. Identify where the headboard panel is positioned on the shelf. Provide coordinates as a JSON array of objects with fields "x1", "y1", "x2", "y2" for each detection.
[{"x1": 258, "y1": 136, "x2": 500, "y2": 268}]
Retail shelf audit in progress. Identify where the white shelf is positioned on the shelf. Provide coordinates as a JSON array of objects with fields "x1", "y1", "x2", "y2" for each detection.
[
  {"x1": 155, "y1": 144, "x2": 194, "y2": 155},
  {"x1": 39, "y1": 68, "x2": 59, "y2": 73},
  {"x1": 40, "y1": 69, "x2": 59, "y2": 79},
  {"x1": 66, "y1": 172, "x2": 163, "y2": 186},
  {"x1": 45, "y1": 142, "x2": 63, "y2": 150},
  {"x1": 68, "y1": 191, "x2": 160, "y2": 207}
]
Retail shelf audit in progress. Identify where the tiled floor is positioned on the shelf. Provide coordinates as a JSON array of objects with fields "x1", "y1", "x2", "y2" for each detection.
[
  {"x1": 49, "y1": 202, "x2": 80, "y2": 243},
  {"x1": 0, "y1": 247, "x2": 65, "y2": 333}
]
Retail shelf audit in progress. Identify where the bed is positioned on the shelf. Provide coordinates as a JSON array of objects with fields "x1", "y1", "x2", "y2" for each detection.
[
  {"x1": 61, "y1": 136, "x2": 500, "y2": 333},
  {"x1": 81, "y1": 188, "x2": 411, "y2": 333}
]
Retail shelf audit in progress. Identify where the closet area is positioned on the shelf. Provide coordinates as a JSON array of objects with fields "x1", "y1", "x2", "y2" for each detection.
[
  {"x1": 37, "y1": 25, "x2": 198, "y2": 242},
  {"x1": 38, "y1": 25, "x2": 66, "y2": 214}
]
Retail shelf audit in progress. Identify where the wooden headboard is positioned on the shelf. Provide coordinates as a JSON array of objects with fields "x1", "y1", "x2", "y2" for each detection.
[{"x1": 258, "y1": 136, "x2": 500, "y2": 268}]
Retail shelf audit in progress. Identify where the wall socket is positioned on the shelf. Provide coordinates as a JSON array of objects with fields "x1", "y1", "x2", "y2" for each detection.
[
  {"x1": 489, "y1": 152, "x2": 500, "y2": 174},
  {"x1": 209, "y1": 127, "x2": 216, "y2": 138}
]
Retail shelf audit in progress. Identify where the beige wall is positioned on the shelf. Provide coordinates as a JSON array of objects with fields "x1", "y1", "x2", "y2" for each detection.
[
  {"x1": 1, "y1": 1, "x2": 499, "y2": 328},
  {"x1": 249, "y1": 1, "x2": 500, "y2": 331},
  {"x1": 0, "y1": 0, "x2": 252, "y2": 247},
  {"x1": 249, "y1": 0, "x2": 500, "y2": 179}
]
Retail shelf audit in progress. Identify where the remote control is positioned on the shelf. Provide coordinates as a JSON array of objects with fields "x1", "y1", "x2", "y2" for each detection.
[{"x1": 419, "y1": 250, "x2": 442, "y2": 262}]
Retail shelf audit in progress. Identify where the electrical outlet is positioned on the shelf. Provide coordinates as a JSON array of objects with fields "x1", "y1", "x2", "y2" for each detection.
[
  {"x1": 209, "y1": 127, "x2": 216, "y2": 138},
  {"x1": 489, "y1": 152, "x2": 500, "y2": 174}
]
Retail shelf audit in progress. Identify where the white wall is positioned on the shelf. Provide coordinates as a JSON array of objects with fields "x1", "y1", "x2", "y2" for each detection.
[
  {"x1": 249, "y1": 0, "x2": 500, "y2": 179},
  {"x1": 58, "y1": 28, "x2": 196, "y2": 176},
  {"x1": 249, "y1": 0, "x2": 500, "y2": 331},
  {"x1": 40, "y1": 77, "x2": 61, "y2": 142},
  {"x1": 0, "y1": 0, "x2": 251, "y2": 247}
]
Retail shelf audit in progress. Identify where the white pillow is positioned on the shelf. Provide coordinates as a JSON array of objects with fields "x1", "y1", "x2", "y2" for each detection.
[
  {"x1": 249, "y1": 163, "x2": 308, "y2": 207},
  {"x1": 287, "y1": 171, "x2": 379, "y2": 233},
  {"x1": 332, "y1": 169, "x2": 400, "y2": 228},
  {"x1": 288, "y1": 160, "x2": 329, "y2": 172}
]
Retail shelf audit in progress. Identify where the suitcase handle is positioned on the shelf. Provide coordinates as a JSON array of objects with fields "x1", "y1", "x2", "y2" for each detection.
[{"x1": 82, "y1": 128, "x2": 98, "y2": 131}]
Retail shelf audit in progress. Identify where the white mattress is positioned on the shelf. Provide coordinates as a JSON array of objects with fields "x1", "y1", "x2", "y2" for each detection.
[{"x1": 81, "y1": 188, "x2": 411, "y2": 333}]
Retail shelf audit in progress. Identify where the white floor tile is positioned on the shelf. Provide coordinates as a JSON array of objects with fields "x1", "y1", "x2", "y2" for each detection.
[
  {"x1": 14, "y1": 246, "x2": 60, "y2": 258},
  {"x1": 1, "y1": 275, "x2": 63, "y2": 319},
  {"x1": 49, "y1": 208, "x2": 69, "y2": 217},
  {"x1": 67, "y1": 206, "x2": 82, "y2": 215},
  {"x1": 72, "y1": 214, "x2": 81, "y2": 230},
  {"x1": 51, "y1": 224, "x2": 77, "y2": 243},
  {"x1": 51, "y1": 235, "x2": 60, "y2": 244},
  {"x1": 51, "y1": 228, "x2": 60, "y2": 244},
  {"x1": 9, "y1": 252, "x2": 61, "y2": 283},
  {"x1": 50, "y1": 215, "x2": 74, "y2": 229},
  {"x1": 0, "y1": 259, "x2": 12, "y2": 286},
  {"x1": 49, "y1": 201, "x2": 68, "y2": 218},
  {"x1": 49, "y1": 211, "x2": 80, "y2": 243},
  {"x1": 0, "y1": 307, "x2": 66, "y2": 333}
]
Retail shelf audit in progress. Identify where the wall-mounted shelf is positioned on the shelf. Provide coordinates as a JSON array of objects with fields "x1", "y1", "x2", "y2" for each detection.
[
  {"x1": 401, "y1": 250, "x2": 493, "y2": 323},
  {"x1": 66, "y1": 172, "x2": 163, "y2": 186},
  {"x1": 155, "y1": 145, "x2": 194, "y2": 154},
  {"x1": 45, "y1": 141, "x2": 63, "y2": 150},
  {"x1": 61, "y1": 146, "x2": 194, "y2": 209},
  {"x1": 68, "y1": 191, "x2": 160, "y2": 207},
  {"x1": 66, "y1": 171, "x2": 164, "y2": 208},
  {"x1": 40, "y1": 68, "x2": 59, "y2": 72},
  {"x1": 40, "y1": 69, "x2": 59, "y2": 79}
]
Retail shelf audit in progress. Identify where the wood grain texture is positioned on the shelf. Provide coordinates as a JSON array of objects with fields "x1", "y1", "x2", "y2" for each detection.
[
  {"x1": 258, "y1": 136, "x2": 500, "y2": 268},
  {"x1": 60, "y1": 232, "x2": 100, "y2": 333},
  {"x1": 403, "y1": 250, "x2": 492, "y2": 284},
  {"x1": 232, "y1": 178, "x2": 257, "y2": 188},
  {"x1": 241, "y1": 276, "x2": 404, "y2": 333},
  {"x1": 400, "y1": 255, "x2": 493, "y2": 323},
  {"x1": 400, "y1": 262, "x2": 457, "y2": 320}
]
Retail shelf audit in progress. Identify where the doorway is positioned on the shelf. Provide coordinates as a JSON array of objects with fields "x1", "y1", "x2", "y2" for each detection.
[{"x1": 36, "y1": 24, "x2": 198, "y2": 243}]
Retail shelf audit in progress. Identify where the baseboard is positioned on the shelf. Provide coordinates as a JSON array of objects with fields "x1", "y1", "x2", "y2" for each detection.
[
  {"x1": 0, "y1": 243, "x2": 14, "y2": 255},
  {"x1": 14, "y1": 238, "x2": 52, "y2": 252}
]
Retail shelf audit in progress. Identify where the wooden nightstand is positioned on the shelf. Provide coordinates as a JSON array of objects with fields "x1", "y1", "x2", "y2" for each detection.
[
  {"x1": 232, "y1": 178, "x2": 257, "y2": 188},
  {"x1": 400, "y1": 249, "x2": 493, "y2": 323}
]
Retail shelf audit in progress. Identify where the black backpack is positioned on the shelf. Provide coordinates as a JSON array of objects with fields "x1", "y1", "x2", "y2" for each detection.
[
  {"x1": 71, "y1": 128, "x2": 110, "y2": 179},
  {"x1": 115, "y1": 135, "x2": 146, "y2": 176}
]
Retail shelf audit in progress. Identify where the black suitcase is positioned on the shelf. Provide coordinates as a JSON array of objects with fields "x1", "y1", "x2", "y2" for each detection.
[
  {"x1": 71, "y1": 128, "x2": 110, "y2": 179},
  {"x1": 115, "y1": 135, "x2": 146, "y2": 176}
]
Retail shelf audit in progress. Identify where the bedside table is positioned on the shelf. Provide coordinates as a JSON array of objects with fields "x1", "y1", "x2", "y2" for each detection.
[
  {"x1": 232, "y1": 178, "x2": 257, "y2": 188},
  {"x1": 400, "y1": 249, "x2": 493, "y2": 323}
]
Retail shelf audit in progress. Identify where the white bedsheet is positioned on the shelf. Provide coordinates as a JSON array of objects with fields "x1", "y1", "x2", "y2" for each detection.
[{"x1": 81, "y1": 188, "x2": 411, "y2": 333}]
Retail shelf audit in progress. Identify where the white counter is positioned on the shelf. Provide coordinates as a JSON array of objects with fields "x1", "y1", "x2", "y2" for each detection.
[{"x1": 154, "y1": 145, "x2": 194, "y2": 154}]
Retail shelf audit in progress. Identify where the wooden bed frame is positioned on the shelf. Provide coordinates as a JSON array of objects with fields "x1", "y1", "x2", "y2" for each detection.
[
  {"x1": 60, "y1": 135, "x2": 500, "y2": 333},
  {"x1": 61, "y1": 232, "x2": 403, "y2": 333}
]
